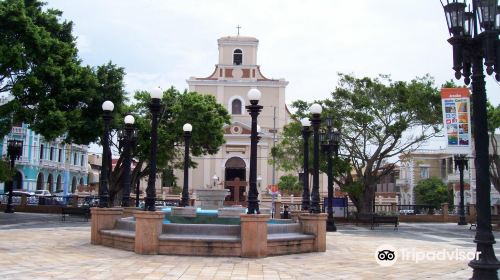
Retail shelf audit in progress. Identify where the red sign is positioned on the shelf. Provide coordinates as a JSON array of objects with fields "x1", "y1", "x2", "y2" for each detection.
[{"x1": 268, "y1": 185, "x2": 279, "y2": 193}]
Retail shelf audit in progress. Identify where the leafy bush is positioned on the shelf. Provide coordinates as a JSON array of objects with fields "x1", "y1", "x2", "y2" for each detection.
[
  {"x1": 414, "y1": 177, "x2": 451, "y2": 209},
  {"x1": 278, "y1": 175, "x2": 302, "y2": 195}
]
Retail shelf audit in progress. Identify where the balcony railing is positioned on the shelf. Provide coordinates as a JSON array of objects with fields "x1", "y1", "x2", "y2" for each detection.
[
  {"x1": 39, "y1": 159, "x2": 58, "y2": 169},
  {"x1": 10, "y1": 127, "x2": 26, "y2": 135}
]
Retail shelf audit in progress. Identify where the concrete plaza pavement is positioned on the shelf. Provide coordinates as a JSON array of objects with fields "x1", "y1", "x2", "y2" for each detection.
[{"x1": 0, "y1": 212, "x2": 499, "y2": 280}]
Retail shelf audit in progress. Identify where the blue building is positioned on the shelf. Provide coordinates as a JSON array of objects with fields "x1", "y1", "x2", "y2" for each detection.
[{"x1": 0, "y1": 122, "x2": 88, "y2": 195}]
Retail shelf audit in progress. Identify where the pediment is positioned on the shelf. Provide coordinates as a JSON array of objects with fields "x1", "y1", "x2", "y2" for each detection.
[{"x1": 224, "y1": 121, "x2": 251, "y2": 135}]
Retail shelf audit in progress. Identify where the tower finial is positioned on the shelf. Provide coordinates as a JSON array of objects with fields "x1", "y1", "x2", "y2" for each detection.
[{"x1": 236, "y1": 25, "x2": 241, "y2": 36}]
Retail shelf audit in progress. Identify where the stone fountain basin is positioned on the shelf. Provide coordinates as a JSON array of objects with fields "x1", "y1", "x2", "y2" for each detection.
[
  {"x1": 161, "y1": 207, "x2": 288, "y2": 225},
  {"x1": 93, "y1": 208, "x2": 326, "y2": 258}
]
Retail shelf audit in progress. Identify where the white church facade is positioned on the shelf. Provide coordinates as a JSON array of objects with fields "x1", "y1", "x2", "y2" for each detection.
[{"x1": 179, "y1": 35, "x2": 292, "y2": 204}]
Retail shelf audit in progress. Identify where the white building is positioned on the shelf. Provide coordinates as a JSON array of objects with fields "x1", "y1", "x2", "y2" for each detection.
[{"x1": 180, "y1": 35, "x2": 292, "y2": 204}]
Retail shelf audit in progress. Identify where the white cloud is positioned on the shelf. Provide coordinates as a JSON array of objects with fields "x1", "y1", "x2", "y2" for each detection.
[{"x1": 46, "y1": 0, "x2": 500, "y2": 151}]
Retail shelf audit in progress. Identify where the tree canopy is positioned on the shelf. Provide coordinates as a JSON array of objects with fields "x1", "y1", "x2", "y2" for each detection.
[
  {"x1": 277, "y1": 174, "x2": 302, "y2": 195},
  {"x1": 273, "y1": 73, "x2": 443, "y2": 214},
  {"x1": 108, "y1": 87, "x2": 231, "y2": 205},
  {"x1": 0, "y1": 0, "x2": 126, "y2": 144},
  {"x1": 414, "y1": 177, "x2": 451, "y2": 209}
]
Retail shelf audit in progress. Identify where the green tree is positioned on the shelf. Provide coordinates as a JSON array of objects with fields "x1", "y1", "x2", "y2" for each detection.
[
  {"x1": 414, "y1": 177, "x2": 450, "y2": 209},
  {"x1": 276, "y1": 73, "x2": 442, "y2": 214},
  {"x1": 0, "y1": 0, "x2": 127, "y2": 143},
  {"x1": 0, "y1": 159, "x2": 15, "y2": 183},
  {"x1": 108, "y1": 87, "x2": 230, "y2": 205},
  {"x1": 277, "y1": 174, "x2": 302, "y2": 195}
]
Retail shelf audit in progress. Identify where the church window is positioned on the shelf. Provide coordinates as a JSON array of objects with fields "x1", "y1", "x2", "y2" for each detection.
[
  {"x1": 232, "y1": 99, "x2": 242, "y2": 115},
  {"x1": 233, "y1": 49, "x2": 242, "y2": 65}
]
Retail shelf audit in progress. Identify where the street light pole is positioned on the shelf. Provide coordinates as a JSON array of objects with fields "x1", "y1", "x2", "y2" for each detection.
[
  {"x1": 309, "y1": 103, "x2": 322, "y2": 214},
  {"x1": 121, "y1": 115, "x2": 135, "y2": 207},
  {"x1": 301, "y1": 118, "x2": 311, "y2": 211},
  {"x1": 322, "y1": 117, "x2": 338, "y2": 232},
  {"x1": 441, "y1": 1, "x2": 500, "y2": 278},
  {"x1": 455, "y1": 154, "x2": 468, "y2": 226},
  {"x1": 181, "y1": 123, "x2": 192, "y2": 207},
  {"x1": 99, "y1": 101, "x2": 114, "y2": 208},
  {"x1": 5, "y1": 140, "x2": 22, "y2": 213},
  {"x1": 145, "y1": 88, "x2": 163, "y2": 211},
  {"x1": 246, "y1": 88, "x2": 263, "y2": 214}
]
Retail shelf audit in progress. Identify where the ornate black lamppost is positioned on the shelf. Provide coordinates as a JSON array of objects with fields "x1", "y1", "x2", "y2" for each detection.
[
  {"x1": 145, "y1": 88, "x2": 163, "y2": 211},
  {"x1": 4, "y1": 139, "x2": 23, "y2": 213},
  {"x1": 120, "y1": 115, "x2": 135, "y2": 207},
  {"x1": 181, "y1": 123, "x2": 192, "y2": 207},
  {"x1": 246, "y1": 88, "x2": 263, "y2": 214},
  {"x1": 320, "y1": 117, "x2": 340, "y2": 232},
  {"x1": 301, "y1": 117, "x2": 311, "y2": 211},
  {"x1": 309, "y1": 103, "x2": 322, "y2": 214},
  {"x1": 99, "y1": 101, "x2": 114, "y2": 208},
  {"x1": 442, "y1": 1, "x2": 500, "y2": 278},
  {"x1": 455, "y1": 154, "x2": 469, "y2": 225}
]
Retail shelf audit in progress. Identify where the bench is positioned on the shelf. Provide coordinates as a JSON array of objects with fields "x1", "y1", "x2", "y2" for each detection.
[
  {"x1": 61, "y1": 206, "x2": 90, "y2": 222},
  {"x1": 469, "y1": 215, "x2": 500, "y2": 230},
  {"x1": 371, "y1": 215, "x2": 399, "y2": 230}
]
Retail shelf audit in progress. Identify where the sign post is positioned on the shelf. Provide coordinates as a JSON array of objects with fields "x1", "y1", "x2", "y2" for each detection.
[{"x1": 268, "y1": 185, "x2": 279, "y2": 219}]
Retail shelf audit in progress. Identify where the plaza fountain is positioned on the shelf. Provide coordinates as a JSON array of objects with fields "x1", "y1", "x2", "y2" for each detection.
[
  {"x1": 90, "y1": 90, "x2": 327, "y2": 258},
  {"x1": 91, "y1": 205, "x2": 326, "y2": 257}
]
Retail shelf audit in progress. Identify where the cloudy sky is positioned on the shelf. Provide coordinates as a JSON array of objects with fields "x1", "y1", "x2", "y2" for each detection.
[{"x1": 46, "y1": 0, "x2": 500, "y2": 149}]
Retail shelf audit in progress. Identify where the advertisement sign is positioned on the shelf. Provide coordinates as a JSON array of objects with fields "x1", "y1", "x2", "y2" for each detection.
[{"x1": 441, "y1": 88, "x2": 472, "y2": 155}]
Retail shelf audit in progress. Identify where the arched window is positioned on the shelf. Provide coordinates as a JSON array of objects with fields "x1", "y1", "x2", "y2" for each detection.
[
  {"x1": 232, "y1": 99, "x2": 242, "y2": 115},
  {"x1": 233, "y1": 49, "x2": 242, "y2": 65}
]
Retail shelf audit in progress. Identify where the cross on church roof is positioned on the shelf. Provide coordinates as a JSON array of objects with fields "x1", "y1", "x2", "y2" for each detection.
[{"x1": 236, "y1": 25, "x2": 241, "y2": 36}]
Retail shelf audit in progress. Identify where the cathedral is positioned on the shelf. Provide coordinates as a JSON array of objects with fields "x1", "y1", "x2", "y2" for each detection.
[{"x1": 179, "y1": 34, "x2": 291, "y2": 204}]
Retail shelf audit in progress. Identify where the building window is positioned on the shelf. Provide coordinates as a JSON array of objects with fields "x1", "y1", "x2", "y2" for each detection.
[
  {"x1": 232, "y1": 99, "x2": 242, "y2": 115},
  {"x1": 58, "y1": 149, "x2": 62, "y2": 162},
  {"x1": 40, "y1": 144, "x2": 44, "y2": 159},
  {"x1": 50, "y1": 147, "x2": 54, "y2": 161},
  {"x1": 74, "y1": 152, "x2": 77, "y2": 165},
  {"x1": 420, "y1": 167, "x2": 429, "y2": 179},
  {"x1": 441, "y1": 159, "x2": 446, "y2": 178},
  {"x1": 81, "y1": 154, "x2": 84, "y2": 166},
  {"x1": 233, "y1": 49, "x2": 242, "y2": 65}
]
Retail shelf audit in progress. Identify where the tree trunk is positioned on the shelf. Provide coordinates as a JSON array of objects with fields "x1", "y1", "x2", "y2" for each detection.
[{"x1": 356, "y1": 184, "x2": 376, "y2": 215}]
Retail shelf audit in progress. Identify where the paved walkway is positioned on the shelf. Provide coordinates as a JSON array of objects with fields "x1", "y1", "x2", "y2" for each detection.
[{"x1": 0, "y1": 212, "x2": 498, "y2": 280}]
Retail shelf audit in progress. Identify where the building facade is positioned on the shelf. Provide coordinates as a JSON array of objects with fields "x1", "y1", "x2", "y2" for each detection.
[
  {"x1": 397, "y1": 149, "x2": 473, "y2": 206},
  {"x1": 182, "y1": 35, "x2": 292, "y2": 203},
  {"x1": 0, "y1": 97, "x2": 88, "y2": 195}
]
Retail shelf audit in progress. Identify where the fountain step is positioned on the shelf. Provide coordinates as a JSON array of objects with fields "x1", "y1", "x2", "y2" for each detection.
[
  {"x1": 268, "y1": 223, "x2": 302, "y2": 234},
  {"x1": 267, "y1": 233, "x2": 315, "y2": 242},
  {"x1": 100, "y1": 229, "x2": 135, "y2": 239},
  {"x1": 162, "y1": 223, "x2": 241, "y2": 235},
  {"x1": 159, "y1": 234, "x2": 240, "y2": 242},
  {"x1": 115, "y1": 219, "x2": 136, "y2": 231}
]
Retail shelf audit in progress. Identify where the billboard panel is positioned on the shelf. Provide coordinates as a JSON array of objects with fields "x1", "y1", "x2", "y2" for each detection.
[{"x1": 441, "y1": 88, "x2": 472, "y2": 155}]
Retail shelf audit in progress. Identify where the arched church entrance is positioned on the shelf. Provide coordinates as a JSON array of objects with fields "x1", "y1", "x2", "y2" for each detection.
[{"x1": 224, "y1": 157, "x2": 247, "y2": 206}]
